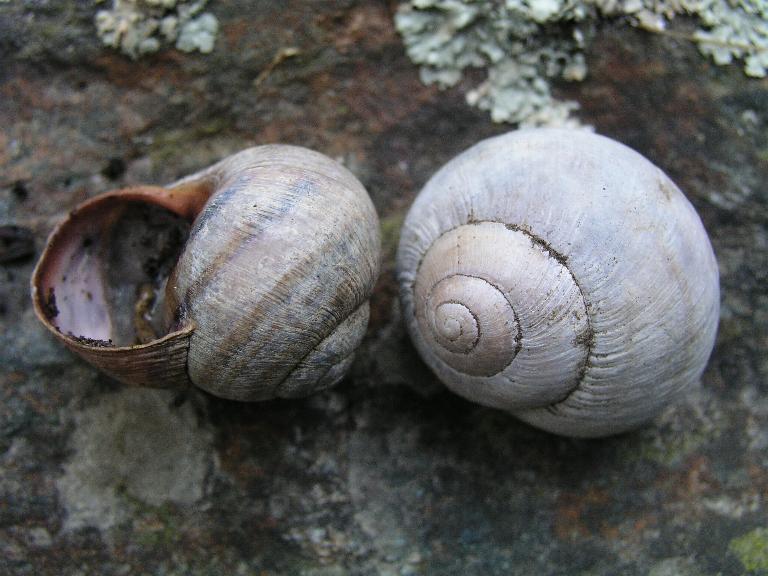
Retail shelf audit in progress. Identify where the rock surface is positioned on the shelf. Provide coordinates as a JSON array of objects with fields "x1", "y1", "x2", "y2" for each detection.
[{"x1": 1, "y1": 1, "x2": 767, "y2": 575}]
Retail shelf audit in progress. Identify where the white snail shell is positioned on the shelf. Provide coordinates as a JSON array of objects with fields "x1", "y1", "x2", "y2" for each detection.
[
  {"x1": 397, "y1": 129, "x2": 720, "y2": 437},
  {"x1": 32, "y1": 145, "x2": 380, "y2": 401}
]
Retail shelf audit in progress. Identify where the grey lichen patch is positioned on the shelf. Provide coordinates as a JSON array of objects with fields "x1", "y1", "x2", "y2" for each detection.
[
  {"x1": 396, "y1": 0, "x2": 768, "y2": 126},
  {"x1": 690, "y1": 0, "x2": 768, "y2": 78},
  {"x1": 175, "y1": 11, "x2": 218, "y2": 53},
  {"x1": 94, "y1": 0, "x2": 219, "y2": 59},
  {"x1": 395, "y1": 0, "x2": 590, "y2": 127},
  {"x1": 57, "y1": 388, "x2": 214, "y2": 531}
]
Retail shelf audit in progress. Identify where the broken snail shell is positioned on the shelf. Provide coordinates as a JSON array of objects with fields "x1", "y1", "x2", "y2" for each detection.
[
  {"x1": 31, "y1": 145, "x2": 381, "y2": 401},
  {"x1": 396, "y1": 129, "x2": 720, "y2": 438}
]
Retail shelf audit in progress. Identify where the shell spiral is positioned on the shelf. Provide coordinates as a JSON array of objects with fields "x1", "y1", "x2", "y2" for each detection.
[
  {"x1": 396, "y1": 129, "x2": 720, "y2": 437},
  {"x1": 167, "y1": 146, "x2": 380, "y2": 401},
  {"x1": 31, "y1": 145, "x2": 380, "y2": 401}
]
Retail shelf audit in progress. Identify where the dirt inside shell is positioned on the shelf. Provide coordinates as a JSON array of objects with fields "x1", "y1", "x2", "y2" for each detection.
[{"x1": 37, "y1": 201, "x2": 190, "y2": 347}]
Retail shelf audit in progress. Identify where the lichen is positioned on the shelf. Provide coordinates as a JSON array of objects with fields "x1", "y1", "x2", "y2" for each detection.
[
  {"x1": 94, "y1": 0, "x2": 219, "y2": 59},
  {"x1": 688, "y1": 0, "x2": 768, "y2": 78},
  {"x1": 396, "y1": 0, "x2": 768, "y2": 126},
  {"x1": 729, "y1": 527, "x2": 768, "y2": 573},
  {"x1": 379, "y1": 212, "x2": 405, "y2": 262},
  {"x1": 56, "y1": 388, "x2": 215, "y2": 531},
  {"x1": 395, "y1": 0, "x2": 591, "y2": 127},
  {"x1": 175, "y1": 11, "x2": 218, "y2": 53}
]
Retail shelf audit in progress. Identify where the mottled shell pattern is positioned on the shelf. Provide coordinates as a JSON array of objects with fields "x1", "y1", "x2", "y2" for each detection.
[
  {"x1": 32, "y1": 145, "x2": 381, "y2": 401},
  {"x1": 396, "y1": 129, "x2": 720, "y2": 437}
]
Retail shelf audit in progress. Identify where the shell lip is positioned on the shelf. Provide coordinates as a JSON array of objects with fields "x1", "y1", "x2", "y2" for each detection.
[
  {"x1": 29, "y1": 185, "x2": 207, "y2": 388},
  {"x1": 30, "y1": 277, "x2": 195, "y2": 354}
]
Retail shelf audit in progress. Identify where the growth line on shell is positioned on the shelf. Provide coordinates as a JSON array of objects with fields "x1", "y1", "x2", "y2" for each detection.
[
  {"x1": 501, "y1": 223, "x2": 596, "y2": 412},
  {"x1": 274, "y1": 300, "x2": 369, "y2": 396},
  {"x1": 498, "y1": 222, "x2": 596, "y2": 406}
]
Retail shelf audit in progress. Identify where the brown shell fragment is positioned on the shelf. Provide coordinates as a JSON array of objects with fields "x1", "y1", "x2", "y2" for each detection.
[{"x1": 31, "y1": 185, "x2": 206, "y2": 389}]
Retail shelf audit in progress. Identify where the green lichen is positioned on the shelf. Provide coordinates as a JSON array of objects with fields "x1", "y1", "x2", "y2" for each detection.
[
  {"x1": 614, "y1": 391, "x2": 723, "y2": 466},
  {"x1": 730, "y1": 527, "x2": 768, "y2": 574},
  {"x1": 630, "y1": 425, "x2": 713, "y2": 466},
  {"x1": 132, "y1": 503, "x2": 183, "y2": 549},
  {"x1": 379, "y1": 212, "x2": 406, "y2": 263},
  {"x1": 148, "y1": 117, "x2": 232, "y2": 165},
  {"x1": 95, "y1": 0, "x2": 219, "y2": 59},
  {"x1": 396, "y1": 0, "x2": 768, "y2": 126}
]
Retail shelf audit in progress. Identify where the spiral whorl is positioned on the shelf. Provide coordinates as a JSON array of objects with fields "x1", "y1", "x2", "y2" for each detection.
[
  {"x1": 431, "y1": 300, "x2": 478, "y2": 353},
  {"x1": 413, "y1": 221, "x2": 591, "y2": 409},
  {"x1": 397, "y1": 128, "x2": 720, "y2": 437}
]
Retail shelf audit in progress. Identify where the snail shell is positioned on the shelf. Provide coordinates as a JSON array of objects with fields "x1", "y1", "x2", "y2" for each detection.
[
  {"x1": 397, "y1": 129, "x2": 719, "y2": 437},
  {"x1": 32, "y1": 145, "x2": 381, "y2": 401}
]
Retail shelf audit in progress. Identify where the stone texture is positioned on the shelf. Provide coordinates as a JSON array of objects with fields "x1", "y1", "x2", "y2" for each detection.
[{"x1": 0, "y1": 1, "x2": 766, "y2": 575}]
